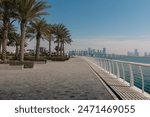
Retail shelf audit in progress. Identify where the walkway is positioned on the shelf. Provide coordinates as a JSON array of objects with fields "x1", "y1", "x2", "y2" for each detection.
[{"x1": 0, "y1": 57, "x2": 113, "y2": 100}]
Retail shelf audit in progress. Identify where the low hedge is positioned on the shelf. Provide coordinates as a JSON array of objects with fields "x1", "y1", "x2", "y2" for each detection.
[
  {"x1": 8, "y1": 61, "x2": 34, "y2": 68},
  {"x1": 48, "y1": 56, "x2": 70, "y2": 61},
  {"x1": 24, "y1": 56, "x2": 47, "y2": 62},
  {"x1": 9, "y1": 56, "x2": 47, "y2": 61}
]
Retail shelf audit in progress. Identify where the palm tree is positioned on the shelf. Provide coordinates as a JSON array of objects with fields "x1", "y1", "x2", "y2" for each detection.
[
  {"x1": 53, "y1": 24, "x2": 68, "y2": 56},
  {"x1": 7, "y1": 32, "x2": 20, "y2": 58},
  {"x1": 61, "y1": 35, "x2": 72, "y2": 56},
  {"x1": 0, "y1": 24, "x2": 2, "y2": 54},
  {"x1": 53, "y1": 24, "x2": 72, "y2": 56},
  {"x1": 17, "y1": 0, "x2": 50, "y2": 62},
  {"x1": 59, "y1": 29, "x2": 72, "y2": 56},
  {"x1": 27, "y1": 18, "x2": 49, "y2": 60},
  {"x1": 46, "y1": 24, "x2": 54, "y2": 58},
  {"x1": 0, "y1": 0, "x2": 17, "y2": 61}
]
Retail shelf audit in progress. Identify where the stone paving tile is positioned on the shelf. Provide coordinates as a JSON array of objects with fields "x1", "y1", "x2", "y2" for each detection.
[{"x1": 0, "y1": 58, "x2": 113, "y2": 100}]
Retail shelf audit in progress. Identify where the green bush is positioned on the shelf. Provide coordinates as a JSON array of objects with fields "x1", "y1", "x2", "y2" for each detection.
[
  {"x1": 24, "y1": 56, "x2": 47, "y2": 61},
  {"x1": 9, "y1": 61, "x2": 34, "y2": 68},
  {"x1": 48, "y1": 56, "x2": 70, "y2": 61}
]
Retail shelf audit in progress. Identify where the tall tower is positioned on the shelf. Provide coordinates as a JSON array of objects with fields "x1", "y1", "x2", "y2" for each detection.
[{"x1": 103, "y1": 48, "x2": 106, "y2": 54}]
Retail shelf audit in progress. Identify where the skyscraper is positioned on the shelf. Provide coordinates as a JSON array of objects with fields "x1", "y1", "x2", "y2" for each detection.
[
  {"x1": 134, "y1": 49, "x2": 139, "y2": 56},
  {"x1": 102, "y1": 48, "x2": 106, "y2": 54}
]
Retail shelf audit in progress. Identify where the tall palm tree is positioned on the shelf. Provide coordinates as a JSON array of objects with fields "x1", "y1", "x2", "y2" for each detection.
[
  {"x1": 0, "y1": 34, "x2": 2, "y2": 54},
  {"x1": 0, "y1": 24, "x2": 2, "y2": 54},
  {"x1": 61, "y1": 35, "x2": 72, "y2": 56},
  {"x1": 17, "y1": 0, "x2": 50, "y2": 62},
  {"x1": 53, "y1": 24, "x2": 72, "y2": 56},
  {"x1": 0, "y1": 0, "x2": 17, "y2": 61},
  {"x1": 59, "y1": 28, "x2": 72, "y2": 56},
  {"x1": 53, "y1": 24, "x2": 68, "y2": 56},
  {"x1": 46, "y1": 24, "x2": 54, "y2": 58},
  {"x1": 27, "y1": 18, "x2": 49, "y2": 60},
  {"x1": 7, "y1": 32, "x2": 20, "y2": 58}
]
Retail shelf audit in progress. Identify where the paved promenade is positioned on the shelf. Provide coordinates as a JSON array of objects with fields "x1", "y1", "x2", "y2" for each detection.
[{"x1": 0, "y1": 57, "x2": 113, "y2": 100}]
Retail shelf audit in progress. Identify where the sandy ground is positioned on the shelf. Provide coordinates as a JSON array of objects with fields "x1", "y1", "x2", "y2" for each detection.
[{"x1": 0, "y1": 57, "x2": 113, "y2": 100}]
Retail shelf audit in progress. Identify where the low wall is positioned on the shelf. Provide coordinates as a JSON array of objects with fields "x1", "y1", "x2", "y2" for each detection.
[{"x1": 0, "y1": 64, "x2": 23, "y2": 70}]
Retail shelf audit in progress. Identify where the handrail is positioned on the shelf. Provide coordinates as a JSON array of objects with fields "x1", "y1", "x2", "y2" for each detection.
[
  {"x1": 88, "y1": 57, "x2": 150, "y2": 94},
  {"x1": 99, "y1": 58, "x2": 150, "y2": 67}
]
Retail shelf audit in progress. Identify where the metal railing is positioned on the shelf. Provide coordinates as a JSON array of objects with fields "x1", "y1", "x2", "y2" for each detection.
[{"x1": 89, "y1": 57, "x2": 150, "y2": 94}]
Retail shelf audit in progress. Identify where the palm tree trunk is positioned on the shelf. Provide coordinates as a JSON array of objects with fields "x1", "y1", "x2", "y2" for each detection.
[
  {"x1": 20, "y1": 20, "x2": 27, "y2": 62},
  {"x1": 60, "y1": 42, "x2": 63, "y2": 56},
  {"x1": 57, "y1": 38, "x2": 60, "y2": 56},
  {"x1": 15, "y1": 44, "x2": 19, "y2": 59},
  {"x1": 2, "y1": 20, "x2": 9, "y2": 62},
  {"x1": 49, "y1": 39, "x2": 51, "y2": 57},
  {"x1": 35, "y1": 34, "x2": 41, "y2": 60},
  {"x1": 63, "y1": 42, "x2": 65, "y2": 56},
  {"x1": 0, "y1": 40, "x2": 2, "y2": 54}
]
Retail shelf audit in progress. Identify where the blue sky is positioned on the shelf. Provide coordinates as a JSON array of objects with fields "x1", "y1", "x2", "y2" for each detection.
[
  {"x1": 46, "y1": 0, "x2": 150, "y2": 37},
  {"x1": 27, "y1": 0, "x2": 150, "y2": 55}
]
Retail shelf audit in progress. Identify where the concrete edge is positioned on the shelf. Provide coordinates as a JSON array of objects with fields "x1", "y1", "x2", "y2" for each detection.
[
  {"x1": 89, "y1": 64, "x2": 119, "y2": 100},
  {"x1": 83, "y1": 58, "x2": 119, "y2": 100}
]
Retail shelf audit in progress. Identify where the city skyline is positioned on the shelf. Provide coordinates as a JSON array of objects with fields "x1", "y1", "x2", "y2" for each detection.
[{"x1": 69, "y1": 47, "x2": 150, "y2": 57}]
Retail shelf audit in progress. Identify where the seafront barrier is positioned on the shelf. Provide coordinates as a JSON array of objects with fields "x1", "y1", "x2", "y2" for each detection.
[{"x1": 85, "y1": 57, "x2": 150, "y2": 95}]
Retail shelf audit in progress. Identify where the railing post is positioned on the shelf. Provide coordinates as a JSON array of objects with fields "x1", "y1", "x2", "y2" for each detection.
[
  {"x1": 106, "y1": 60, "x2": 109, "y2": 71},
  {"x1": 101, "y1": 60, "x2": 103, "y2": 68},
  {"x1": 112, "y1": 61, "x2": 115, "y2": 75},
  {"x1": 105, "y1": 60, "x2": 108, "y2": 71},
  {"x1": 108, "y1": 60, "x2": 112, "y2": 74},
  {"x1": 102, "y1": 60, "x2": 105, "y2": 70},
  {"x1": 100, "y1": 59, "x2": 103, "y2": 68},
  {"x1": 139, "y1": 66, "x2": 144, "y2": 93},
  {"x1": 121, "y1": 63, "x2": 125, "y2": 81},
  {"x1": 102, "y1": 60, "x2": 104, "y2": 69},
  {"x1": 99, "y1": 59, "x2": 102, "y2": 67},
  {"x1": 104, "y1": 60, "x2": 107, "y2": 70},
  {"x1": 116, "y1": 62, "x2": 120, "y2": 78},
  {"x1": 103, "y1": 60, "x2": 106, "y2": 70},
  {"x1": 128, "y1": 64, "x2": 134, "y2": 87}
]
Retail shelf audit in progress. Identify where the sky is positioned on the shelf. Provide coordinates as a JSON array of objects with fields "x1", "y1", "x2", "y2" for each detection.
[{"x1": 27, "y1": 0, "x2": 150, "y2": 55}]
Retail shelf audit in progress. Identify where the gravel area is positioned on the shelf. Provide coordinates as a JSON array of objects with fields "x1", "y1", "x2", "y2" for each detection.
[{"x1": 0, "y1": 57, "x2": 113, "y2": 100}]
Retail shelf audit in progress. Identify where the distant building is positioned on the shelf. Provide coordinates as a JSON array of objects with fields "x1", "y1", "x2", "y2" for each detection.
[
  {"x1": 127, "y1": 49, "x2": 139, "y2": 57},
  {"x1": 134, "y1": 49, "x2": 139, "y2": 56},
  {"x1": 88, "y1": 48, "x2": 91, "y2": 56},
  {"x1": 144, "y1": 52, "x2": 148, "y2": 57},
  {"x1": 127, "y1": 51, "x2": 133, "y2": 56},
  {"x1": 40, "y1": 47, "x2": 46, "y2": 54},
  {"x1": 69, "y1": 47, "x2": 107, "y2": 57},
  {"x1": 144, "y1": 52, "x2": 150, "y2": 57},
  {"x1": 102, "y1": 48, "x2": 106, "y2": 54},
  {"x1": 26, "y1": 49, "x2": 35, "y2": 54}
]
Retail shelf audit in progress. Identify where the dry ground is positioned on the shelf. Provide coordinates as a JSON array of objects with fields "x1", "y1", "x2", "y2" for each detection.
[{"x1": 0, "y1": 57, "x2": 113, "y2": 100}]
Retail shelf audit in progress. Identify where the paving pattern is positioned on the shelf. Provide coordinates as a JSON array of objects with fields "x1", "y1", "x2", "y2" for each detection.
[{"x1": 0, "y1": 58, "x2": 113, "y2": 100}]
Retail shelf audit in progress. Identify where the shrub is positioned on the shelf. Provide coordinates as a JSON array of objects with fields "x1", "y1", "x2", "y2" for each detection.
[
  {"x1": 48, "y1": 56, "x2": 70, "y2": 61},
  {"x1": 9, "y1": 61, "x2": 34, "y2": 68},
  {"x1": 24, "y1": 56, "x2": 47, "y2": 61}
]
